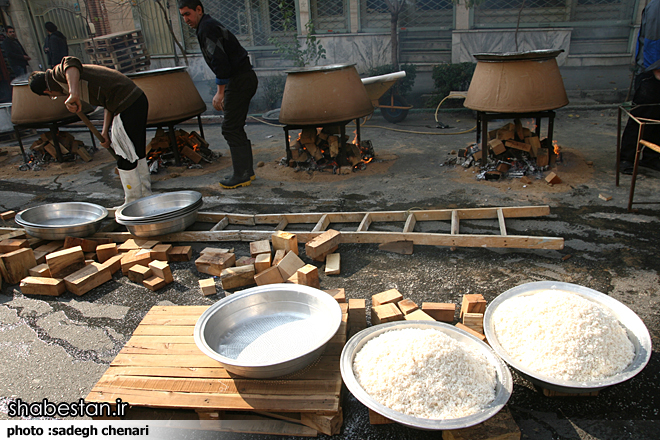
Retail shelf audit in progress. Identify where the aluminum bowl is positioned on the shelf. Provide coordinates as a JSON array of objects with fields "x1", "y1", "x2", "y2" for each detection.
[
  {"x1": 16, "y1": 202, "x2": 108, "y2": 228},
  {"x1": 340, "y1": 321, "x2": 513, "y2": 431},
  {"x1": 15, "y1": 202, "x2": 107, "y2": 239},
  {"x1": 484, "y1": 281, "x2": 652, "y2": 394},
  {"x1": 124, "y1": 210, "x2": 198, "y2": 237},
  {"x1": 116, "y1": 191, "x2": 202, "y2": 221},
  {"x1": 194, "y1": 284, "x2": 343, "y2": 379},
  {"x1": 115, "y1": 200, "x2": 202, "y2": 224}
]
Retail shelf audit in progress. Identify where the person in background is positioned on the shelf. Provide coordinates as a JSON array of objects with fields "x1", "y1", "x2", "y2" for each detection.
[
  {"x1": 619, "y1": 0, "x2": 660, "y2": 175},
  {"x1": 178, "y1": 0, "x2": 258, "y2": 189},
  {"x1": 28, "y1": 56, "x2": 152, "y2": 207},
  {"x1": 1, "y1": 26, "x2": 30, "y2": 78},
  {"x1": 43, "y1": 22, "x2": 68, "y2": 68}
]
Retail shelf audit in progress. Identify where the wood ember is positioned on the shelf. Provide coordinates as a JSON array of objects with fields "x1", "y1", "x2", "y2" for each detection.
[
  {"x1": 146, "y1": 128, "x2": 220, "y2": 172},
  {"x1": 454, "y1": 119, "x2": 563, "y2": 182},
  {"x1": 284, "y1": 126, "x2": 375, "y2": 174},
  {"x1": 21, "y1": 131, "x2": 95, "y2": 171}
]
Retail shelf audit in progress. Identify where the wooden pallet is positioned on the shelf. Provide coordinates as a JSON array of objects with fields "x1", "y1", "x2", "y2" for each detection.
[
  {"x1": 86, "y1": 30, "x2": 149, "y2": 74},
  {"x1": 85, "y1": 305, "x2": 347, "y2": 436},
  {"x1": 93, "y1": 205, "x2": 564, "y2": 250}
]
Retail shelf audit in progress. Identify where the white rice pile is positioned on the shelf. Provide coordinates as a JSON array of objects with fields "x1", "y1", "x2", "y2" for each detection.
[
  {"x1": 492, "y1": 290, "x2": 635, "y2": 382},
  {"x1": 352, "y1": 328, "x2": 497, "y2": 419}
]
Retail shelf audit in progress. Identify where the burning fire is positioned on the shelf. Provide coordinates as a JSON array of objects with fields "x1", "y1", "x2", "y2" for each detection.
[{"x1": 553, "y1": 140, "x2": 560, "y2": 156}]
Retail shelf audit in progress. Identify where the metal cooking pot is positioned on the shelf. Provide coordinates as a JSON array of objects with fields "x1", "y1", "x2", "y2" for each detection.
[
  {"x1": 10, "y1": 81, "x2": 94, "y2": 125},
  {"x1": 279, "y1": 64, "x2": 373, "y2": 125},
  {"x1": 127, "y1": 67, "x2": 206, "y2": 125},
  {"x1": 464, "y1": 50, "x2": 568, "y2": 113}
]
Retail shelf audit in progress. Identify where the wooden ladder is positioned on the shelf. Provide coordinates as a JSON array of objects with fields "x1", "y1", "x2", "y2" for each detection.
[{"x1": 95, "y1": 205, "x2": 563, "y2": 250}]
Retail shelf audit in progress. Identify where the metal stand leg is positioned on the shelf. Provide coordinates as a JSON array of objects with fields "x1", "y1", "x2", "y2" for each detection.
[
  {"x1": 50, "y1": 124, "x2": 63, "y2": 162},
  {"x1": 15, "y1": 127, "x2": 28, "y2": 164},
  {"x1": 355, "y1": 118, "x2": 361, "y2": 147},
  {"x1": 88, "y1": 127, "x2": 97, "y2": 150},
  {"x1": 197, "y1": 115, "x2": 205, "y2": 139},
  {"x1": 480, "y1": 114, "x2": 488, "y2": 166},
  {"x1": 284, "y1": 127, "x2": 292, "y2": 163},
  {"x1": 616, "y1": 106, "x2": 622, "y2": 187},
  {"x1": 167, "y1": 123, "x2": 182, "y2": 166},
  {"x1": 629, "y1": 123, "x2": 645, "y2": 211}
]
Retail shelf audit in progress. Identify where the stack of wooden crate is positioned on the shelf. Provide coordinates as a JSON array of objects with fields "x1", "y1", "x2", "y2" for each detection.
[{"x1": 85, "y1": 30, "x2": 150, "y2": 74}]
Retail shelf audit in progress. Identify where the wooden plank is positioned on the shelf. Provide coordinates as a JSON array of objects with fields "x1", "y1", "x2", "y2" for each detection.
[
  {"x1": 497, "y1": 208, "x2": 507, "y2": 236},
  {"x1": 275, "y1": 217, "x2": 288, "y2": 231},
  {"x1": 86, "y1": 387, "x2": 339, "y2": 413},
  {"x1": 94, "y1": 375, "x2": 341, "y2": 396},
  {"x1": 196, "y1": 212, "x2": 255, "y2": 225},
  {"x1": 210, "y1": 217, "x2": 230, "y2": 232},
  {"x1": 356, "y1": 213, "x2": 372, "y2": 232},
  {"x1": 451, "y1": 210, "x2": 459, "y2": 235},
  {"x1": 338, "y1": 232, "x2": 563, "y2": 249},
  {"x1": 311, "y1": 214, "x2": 330, "y2": 233},
  {"x1": 403, "y1": 213, "x2": 416, "y2": 233}
]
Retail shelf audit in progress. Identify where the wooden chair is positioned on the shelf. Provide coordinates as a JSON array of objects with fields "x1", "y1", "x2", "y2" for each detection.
[{"x1": 616, "y1": 104, "x2": 660, "y2": 211}]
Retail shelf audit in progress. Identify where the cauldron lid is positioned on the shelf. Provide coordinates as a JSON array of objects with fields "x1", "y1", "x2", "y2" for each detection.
[
  {"x1": 126, "y1": 66, "x2": 188, "y2": 78},
  {"x1": 473, "y1": 49, "x2": 564, "y2": 62},
  {"x1": 285, "y1": 63, "x2": 356, "y2": 74}
]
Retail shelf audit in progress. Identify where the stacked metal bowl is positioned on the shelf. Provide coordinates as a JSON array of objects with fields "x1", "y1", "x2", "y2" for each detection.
[
  {"x1": 15, "y1": 202, "x2": 108, "y2": 240},
  {"x1": 115, "y1": 191, "x2": 203, "y2": 237}
]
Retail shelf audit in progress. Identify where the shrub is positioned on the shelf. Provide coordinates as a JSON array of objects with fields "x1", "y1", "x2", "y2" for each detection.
[{"x1": 427, "y1": 62, "x2": 476, "y2": 107}]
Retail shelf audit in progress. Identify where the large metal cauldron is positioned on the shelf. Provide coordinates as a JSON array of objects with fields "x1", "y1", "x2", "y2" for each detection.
[
  {"x1": 127, "y1": 67, "x2": 206, "y2": 125},
  {"x1": 279, "y1": 64, "x2": 373, "y2": 125},
  {"x1": 10, "y1": 80, "x2": 94, "y2": 125},
  {"x1": 464, "y1": 50, "x2": 568, "y2": 113}
]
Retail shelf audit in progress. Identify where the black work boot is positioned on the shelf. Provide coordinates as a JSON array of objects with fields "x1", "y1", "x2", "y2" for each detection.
[
  {"x1": 224, "y1": 141, "x2": 255, "y2": 181},
  {"x1": 220, "y1": 146, "x2": 252, "y2": 189}
]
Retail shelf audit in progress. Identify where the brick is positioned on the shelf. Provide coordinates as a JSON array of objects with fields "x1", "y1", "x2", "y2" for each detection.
[
  {"x1": 459, "y1": 294, "x2": 487, "y2": 319},
  {"x1": 143, "y1": 276, "x2": 167, "y2": 291},
  {"x1": 325, "y1": 253, "x2": 340, "y2": 275},
  {"x1": 324, "y1": 288, "x2": 346, "y2": 303},
  {"x1": 488, "y1": 138, "x2": 506, "y2": 155},
  {"x1": 150, "y1": 244, "x2": 172, "y2": 261},
  {"x1": 199, "y1": 278, "x2": 216, "y2": 296},
  {"x1": 272, "y1": 249, "x2": 286, "y2": 266},
  {"x1": 128, "y1": 264, "x2": 152, "y2": 284},
  {"x1": 96, "y1": 243, "x2": 118, "y2": 263},
  {"x1": 249, "y1": 240, "x2": 271, "y2": 258},
  {"x1": 236, "y1": 256, "x2": 256, "y2": 267},
  {"x1": 169, "y1": 246, "x2": 192, "y2": 261},
  {"x1": 456, "y1": 322, "x2": 486, "y2": 341},
  {"x1": 220, "y1": 265, "x2": 256, "y2": 290},
  {"x1": 545, "y1": 171, "x2": 561, "y2": 184},
  {"x1": 254, "y1": 265, "x2": 284, "y2": 286},
  {"x1": 305, "y1": 229, "x2": 341, "y2": 261},
  {"x1": 64, "y1": 262, "x2": 112, "y2": 296},
  {"x1": 46, "y1": 246, "x2": 85, "y2": 279},
  {"x1": 0, "y1": 238, "x2": 29, "y2": 254},
  {"x1": 121, "y1": 249, "x2": 152, "y2": 275},
  {"x1": 348, "y1": 298, "x2": 367, "y2": 336},
  {"x1": 422, "y1": 302, "x2": 456, "y2": 322},
  {"x1": 20, "y1": 277, "x2": 65, "y2": 296},
  {"x1": 372, "y1": 288, "x2": 403, "y2": 307},
  {"x1": 29, "y1": 263, "x2": 51, "y2": 277},
  {"x1": 272, "y1": 231, "x2": 298, "y2": 255},
  {"x1": 195, "y1": 253, "x2": 235, "y2": 276},
  {"x1": 254, "y1": 253, "x2": 271, "y2": 274},
  {"x1": 276, "y1": 250, "x2": 305, "y2": 280},
  {"x1": 0, "y1": 248, "x2": 37, "y2": 284},
  {"x1": 371, "y1": 303, "x2": 404, "y2": 325},
  {"x1": 463, "y1": 312, "x2": 484, "y2": 334},
  {"x1": 100, "y1": 254, "x2": 123, "y2": 275},
  {"x1": 297, "y1": 264, "x2": 320, "y2": 289},
  {"x1": 404, "y1": 309, "x2": 435, "y2": 321},
  {"x1": 149, "y1": 260, "x2": 174, "y2": 283},
  {"x1": 397, "y1": 299, "x2": 419, "y2": 315}
]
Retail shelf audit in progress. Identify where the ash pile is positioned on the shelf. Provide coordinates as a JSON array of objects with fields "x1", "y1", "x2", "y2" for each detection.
[{"x1": 448, "y1": 119, "x2": 562, "y2": 182}]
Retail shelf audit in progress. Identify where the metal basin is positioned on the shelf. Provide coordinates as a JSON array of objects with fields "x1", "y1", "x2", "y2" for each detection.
[
  {"x1": 116, "y1": 191, "x2": 202, "y2": 221},
  {"x1": 194, "y1": 284, "x2": 343, "y2": 378},
  {"x1": 11, "y1": 80, "x2": 96, "y2": 125},
  {"x1": 124, "y1": 210, "x2": 198, "y2": 237},
  {"x1": 15, "y1": 202, "x2": 107, "y2": 239},
  {"x1": 484, "y1": 281, "x2": 652, "y2": 394},
  {"x1": 341, "y1": 321, "x2": 513, "y2": 430}
]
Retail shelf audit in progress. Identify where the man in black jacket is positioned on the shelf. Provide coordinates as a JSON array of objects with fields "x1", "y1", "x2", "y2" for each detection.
[
  {"x1": 44, "y1": 22, "x2": 69, "y2": 68},
  {"x1": 2, "y1": 26, "x2": 31, "y2": 77},
  {"x1": 179, "y1": 0, "x2": 258, "y2": 189}
]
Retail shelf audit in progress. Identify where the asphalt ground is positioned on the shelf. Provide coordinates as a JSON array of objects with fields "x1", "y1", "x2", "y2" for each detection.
[{"x1": 0, "y1": 108, "x2": 658, "y2": 439}]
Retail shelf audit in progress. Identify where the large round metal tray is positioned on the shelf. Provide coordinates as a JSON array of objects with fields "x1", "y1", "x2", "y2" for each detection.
[
  {"x1": 116, "y1": 200, "x2": 202, "y2": 224},
  {"x1": 484, "y1": 281, "x2": 652, "y2": 394},
  {"x1": 124, "y1": 210, "x2": 198, "y2": 237},
  {"x1": 194, "y1": 284, "x2": 343, "y2": 379},
  {"x1": 15, "y1": 202, "x2": 107, "y2": 239},
  {"x1": 116, "y1": 191, "x2": 202, "y2": 221},
  {"x1": 340, "y1": 321, "x2": 513, "y2": 431},
  {"x1": 16, "y1": 202, "x2": 108, "y2": 228}
]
